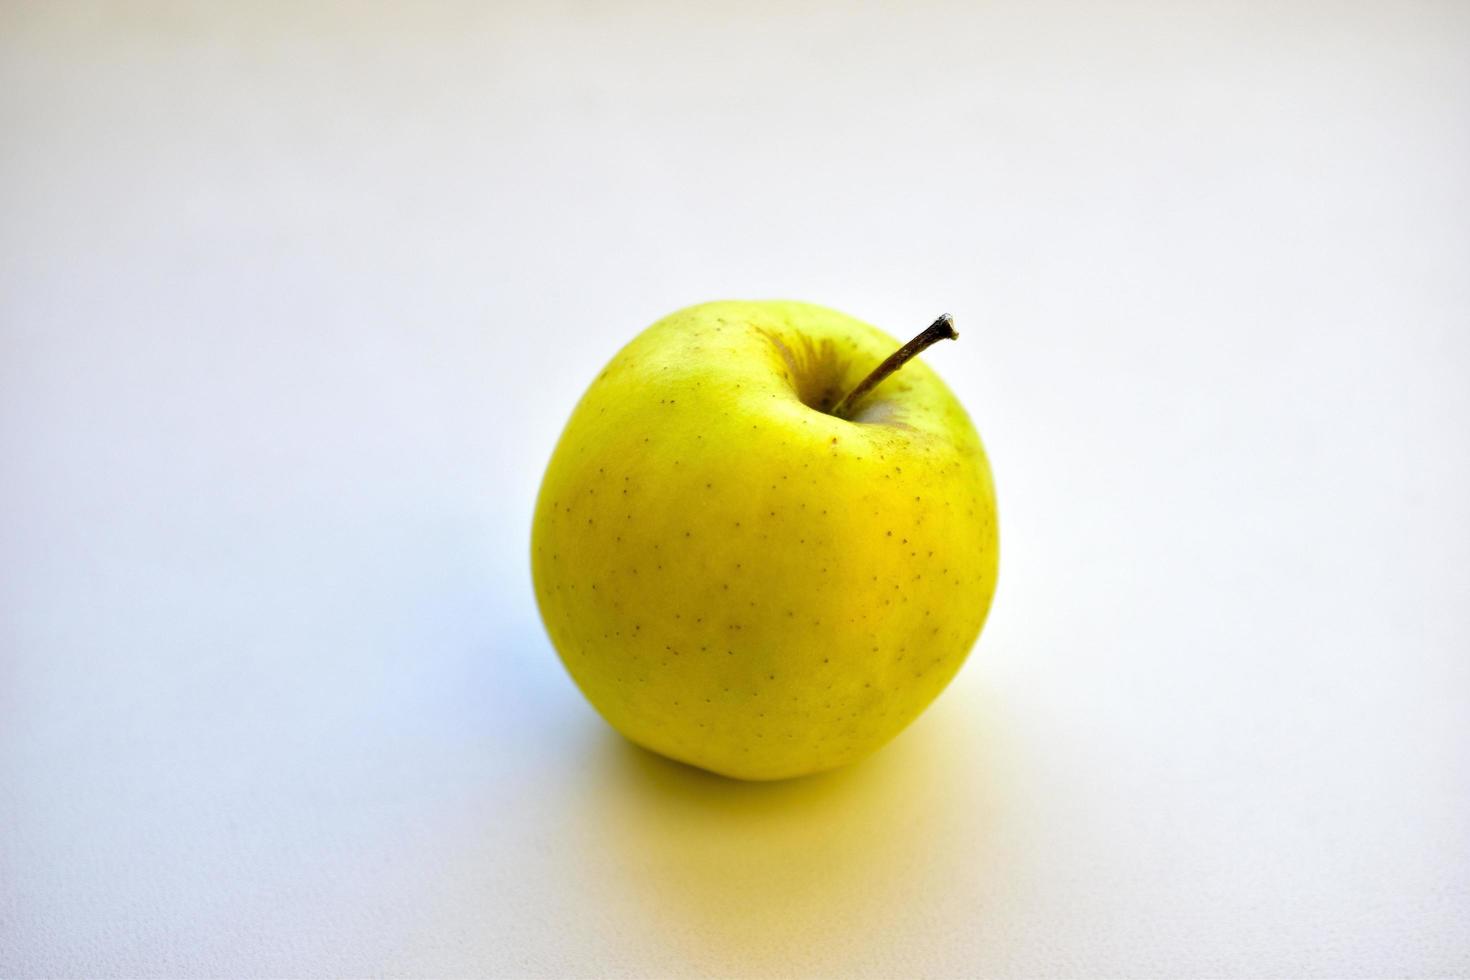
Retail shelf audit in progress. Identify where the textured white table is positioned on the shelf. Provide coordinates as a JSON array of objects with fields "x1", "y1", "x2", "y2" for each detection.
[{"x1": 3, "y1": 3, "x2": 1468, "y2": 976}]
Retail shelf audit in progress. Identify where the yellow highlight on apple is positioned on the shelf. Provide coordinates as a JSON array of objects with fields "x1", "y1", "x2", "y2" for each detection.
[{"x1": 532, "y1": 301, "x2": 998, "y2": 780}]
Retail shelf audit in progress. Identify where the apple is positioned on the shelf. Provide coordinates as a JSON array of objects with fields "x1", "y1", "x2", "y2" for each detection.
[{"x1": 531, "y1": 301, "x2": 998, "y2": 780}]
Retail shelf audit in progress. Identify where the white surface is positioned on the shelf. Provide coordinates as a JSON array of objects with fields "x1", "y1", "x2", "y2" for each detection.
[{"x1": 3, "y1": 2, "x2": 1469, "y2": 977}]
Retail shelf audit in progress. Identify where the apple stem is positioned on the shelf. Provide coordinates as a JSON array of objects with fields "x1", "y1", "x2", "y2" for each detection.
[{"x1": 830, "y1": 314, "x2": 958, "y2": 420}]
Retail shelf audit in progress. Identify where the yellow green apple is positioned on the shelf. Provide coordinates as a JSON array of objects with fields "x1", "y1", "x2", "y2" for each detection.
[{"x1": 531, "y1": 300, "x2": 998, "y2": 780}]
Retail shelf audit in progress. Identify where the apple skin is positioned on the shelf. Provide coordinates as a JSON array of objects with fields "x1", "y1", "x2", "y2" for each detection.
[{"x1": 531, "y1": 300, "x2": 998, "y2": 780}]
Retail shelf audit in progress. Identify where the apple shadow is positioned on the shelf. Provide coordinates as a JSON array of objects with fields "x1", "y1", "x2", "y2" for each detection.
[{"x1": 579, "y1": 694, "x2": 1012, "y2": 975}]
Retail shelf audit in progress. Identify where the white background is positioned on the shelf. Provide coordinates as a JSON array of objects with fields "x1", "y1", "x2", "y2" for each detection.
[{"x1": 3, "y1": 2, "x2": 1468, "y2": 977}]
